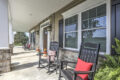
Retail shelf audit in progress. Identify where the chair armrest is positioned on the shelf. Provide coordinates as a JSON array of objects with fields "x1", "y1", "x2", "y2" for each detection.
[
  {"x1": 61, "y1": 60, "x2": 77, "y2": 64},
  {"x1": 73, "y1": 70, "x2": 94, "y2": 80},
  {"x1": 60, "y1": 60, "x2": 76, "y2": 70},
  {"x1": 74, "y1": 70, "x2": 94, "y2": 74}
]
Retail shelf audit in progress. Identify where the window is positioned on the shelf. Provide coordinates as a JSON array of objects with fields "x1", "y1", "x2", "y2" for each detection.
[
  {"x1": 82, "y1": 4, "x2": 106, "y2": 52},
  {"x1": 64, "y1": 15, "x2": 78, "y2": 49}
]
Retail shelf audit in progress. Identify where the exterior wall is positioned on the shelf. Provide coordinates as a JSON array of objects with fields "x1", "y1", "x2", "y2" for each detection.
[
  {"x1": 54, "y1": 13, "x2": 63, "y2": 41},
  {"x1": 60, "y1": 0, "x2": 111, "y2": 61},
  {"x1": 62, "y1": 0, "x2": 111, "y2": 55},
  {"x1": 35, "y1": 26, "x2": 40, "y2": 49},
  {"x1": 53, "y1": 0, "x2": 85, "y2": 41},
  {"x1": 29, "y1": 0, "x2": 111, "y2": 62},
  {"x1": 29, "y1": 0, "x2": 85, "y2": 56},
  {"x1": 59, "y1": 49, "x2": 78, "y2": 61},
  {"x1": 29, "y1": 25, "x2": 40, "y2": 50},
  {"x1": 30, "y1": 30, "x2": 35, "y2": 50}
]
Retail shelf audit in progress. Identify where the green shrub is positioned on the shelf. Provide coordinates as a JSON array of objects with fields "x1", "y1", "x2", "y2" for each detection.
[
  {"x1": 95, "y1": 67, "x2": 120, "y2": 80},
  {"x1": 112, "y1": 38, "x2": 120, "y2": 54},
  {"x1": 100, "y1": 55, "x2": 120, "y2": 68},
  {"x1": 94, "y1": 38, "x2": 120, "y2": 80}
]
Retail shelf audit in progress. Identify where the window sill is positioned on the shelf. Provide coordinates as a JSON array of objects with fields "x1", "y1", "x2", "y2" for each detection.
[{"x1": 59, "y1": 48, "x2": 79, "y2": 53}]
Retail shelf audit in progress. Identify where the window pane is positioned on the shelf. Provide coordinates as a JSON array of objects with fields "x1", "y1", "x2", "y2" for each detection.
[
  {"x1": 82, "y1": 4, "x2": 106, "y2": 29},
  {"x1": 82, "y1": 20, "x2": 89, "y2": 29},
  {"x1": 65, "y1": 32, "x2": 78, "y2": 48},
  {"x1": 95, "y1": 16, "x2": 106, "y2": 28},
  {"x1": 65, "y1": 24, "x2": 77, "y2": 32},
  {"x1": 82, "y1": 11, "x2": 89, "y2": 20},
  {"x1": 82, "y1": 29, "x2": 106, "y2": 52},
  {"x1": 97, "y1": 4, "x2": 106, "y2": 16},
  {"x1": 89, "y1": 8, "x2": 96, "y2": 18},
  {"x1": 65, "y1": 15, "x2": 78, "y2": 32},
  {"x1": 89, "y1": 18, "x2": 97, "y2": 28}
]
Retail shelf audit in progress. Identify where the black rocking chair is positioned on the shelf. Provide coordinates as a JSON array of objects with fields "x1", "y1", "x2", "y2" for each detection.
[
  {"x1": 47, "y1": 41, "x2": 59, "y2": 73},
  {"x1": 59, "y1": 43, "x2": 100, "y2": 80}
]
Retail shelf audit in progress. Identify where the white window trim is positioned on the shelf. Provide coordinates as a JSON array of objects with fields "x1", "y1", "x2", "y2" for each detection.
[
  {"x1": 81, "y1": 4, "x2": 107, "y2": 53},
  {"x1": 63, "y1": 14, "x2": 79, "y2": 51},
  {"x1": 39, "y1": 23, "x2": 51, "y2": 52},
  {"x1": 62, "y1": 0, "x2": 111, "y2": 55}
]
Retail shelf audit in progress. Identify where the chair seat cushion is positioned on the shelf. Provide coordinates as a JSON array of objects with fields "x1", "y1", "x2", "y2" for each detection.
[{"x1": 75, "y1": 58, "x2": 93, "y2": 80}]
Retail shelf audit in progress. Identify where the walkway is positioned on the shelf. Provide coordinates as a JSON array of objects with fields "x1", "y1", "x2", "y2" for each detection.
[{"x1": 0, "y1": 46, "x2": 59, "y2": 80}]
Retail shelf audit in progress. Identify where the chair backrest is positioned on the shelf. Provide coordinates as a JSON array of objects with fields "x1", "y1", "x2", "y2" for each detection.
[
  {"x1": 50, "y1": 41, "x2": 59, "y2": 52},
  {"x1": 79, "y1": 43, "x2": 100, "y2": 64},
  {"x1": 79, "y1": 43, "x2": 100, "y2": 79},
  {"x1": 49, "y1": 41, "x2": 59, "y2": 58}
]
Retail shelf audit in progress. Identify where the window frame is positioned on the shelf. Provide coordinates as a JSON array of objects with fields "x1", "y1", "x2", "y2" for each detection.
[
  {"x1": 63, "y1": 15, "x2": 79, "y2": 50},
  {"x1": 62, "y1": 0, "x2": 111, "y2": 54},
  {"x1": 81, "y1": 4, "x2": 107, "y2": 53}
]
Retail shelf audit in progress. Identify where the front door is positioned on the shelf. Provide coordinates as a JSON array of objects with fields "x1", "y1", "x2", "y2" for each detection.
[
  {"x1": 43, "y1": 28, "x2": 48, "y2": 50},
  {"x1": 111, "y1": 0, "x2": 120, "y2": 54}
]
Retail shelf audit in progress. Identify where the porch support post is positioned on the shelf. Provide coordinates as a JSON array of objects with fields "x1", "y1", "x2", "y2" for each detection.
[
  {"x1": 0, "y1": 0, "x2": 9, "y2": 48},
  {"x1": 9, "y1": 22, "x2": 14, "y2": 54},
  {"x1": 0, "y1": 0, "x2": 11, "y2": 73},
  {"x1": 47, "y1": 31, "x2": 50, "y2": 51}
]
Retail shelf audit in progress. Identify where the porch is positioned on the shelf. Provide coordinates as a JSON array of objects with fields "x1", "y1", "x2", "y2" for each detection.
[
  {"x1": 0, "y1": 0, "x2": 120, "y2": 79},
  {"x1": 0, "y1": 46, "x2": 59, "y2": 80}
]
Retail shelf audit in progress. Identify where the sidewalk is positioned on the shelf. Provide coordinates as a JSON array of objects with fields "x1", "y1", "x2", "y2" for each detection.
[{"x1": 0, "y1": 46, "x2": 59, "y2": 80}]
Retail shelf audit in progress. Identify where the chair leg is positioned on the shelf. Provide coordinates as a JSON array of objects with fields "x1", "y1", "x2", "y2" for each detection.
[
  {"x1": 59, "y1": 74, "x2": 61, "y2": 80},
  {"x1": 56, "y1": 64, "x2": 58, "y2": 74},
  {"x1": 48, "y1": 62, "x2": 50, "y2": 73},
  {"x1": 47, "y1": 56, "x2": 51, "y2": 73},
  {"x1": 59, "y1": 67, "x2": 61, "y2": 80}
]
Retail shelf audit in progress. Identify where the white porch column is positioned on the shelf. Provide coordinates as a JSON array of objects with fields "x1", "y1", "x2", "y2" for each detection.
[
  {"x1": 47, "y1": 31, "x2": 50, "y2": 51},
  {"x1": 0, "y1": 0, "x2": 9, "y2": 49},
  {"x1": 0, "y1": 0, "x2": 11, "y2": 73},
  {"x1": 39, "y1": 28, "x2": 44, "y2": 52},
  {"x1": 9, "y1": 22, "x2": 14, "y2": 45}
]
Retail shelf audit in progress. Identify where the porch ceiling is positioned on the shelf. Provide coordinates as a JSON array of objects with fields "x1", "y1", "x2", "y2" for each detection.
[{"x1": 9, "y1": 0, "x2": 73, "y2": 32}]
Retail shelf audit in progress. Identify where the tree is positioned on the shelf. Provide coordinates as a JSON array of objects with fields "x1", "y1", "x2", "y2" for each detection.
[{"x1": 14, "y1": 32, "x2": 28, "y2": 45}]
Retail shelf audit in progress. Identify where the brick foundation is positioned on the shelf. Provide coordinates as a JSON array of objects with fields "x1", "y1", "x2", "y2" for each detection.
[{"x1": 0, "y1": 49, "x2": 11, "y2": 73}]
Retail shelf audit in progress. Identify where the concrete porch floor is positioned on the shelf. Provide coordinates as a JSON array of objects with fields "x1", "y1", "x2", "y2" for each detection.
[{"x1": 0, "y1": 46, "x2": 59, "y2": 80}]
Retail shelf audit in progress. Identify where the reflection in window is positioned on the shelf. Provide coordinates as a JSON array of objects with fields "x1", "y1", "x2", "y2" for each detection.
[
  {"x1": 82, "y1": 4, "x2": 106, "y2": 52},
  {"x1": 82, "y1": 29, "x2": 106, "y2": 52},
  {"x1": 82, "y1": 4, "x2": 106, "y2": 29},
  {"x1": 65, "y1": 24, "x2": 77, "y2": 32},
  {"x1": 65, "y1": 15, "x2": 78, "y2": 48},
  {"x1": 65, "y1": 32, "x2": 78, "y2": 48}
]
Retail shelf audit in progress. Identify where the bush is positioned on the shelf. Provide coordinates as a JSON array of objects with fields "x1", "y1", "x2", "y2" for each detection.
[
  {"x1": 94, "y1": 38, "x2": 120, "y2": 80},
  {"x1": 95, "y1": 67, "x2": 120, "y2": 80}
]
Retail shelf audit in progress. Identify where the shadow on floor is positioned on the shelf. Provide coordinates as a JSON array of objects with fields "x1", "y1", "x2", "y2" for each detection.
[
  {"x1": 12, "y1": 61, "x2": 38, "y2": 71},
  {"x1": 11, "y1": 62, "x2": 20, "y2": 67},
  {"x1": 13, "y1": 51, "x2": 36, "y2": 56},
  {"x1": 11, "y1": 59, "x2": 49, "y2": 72}
]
